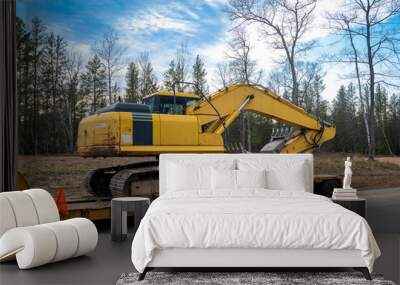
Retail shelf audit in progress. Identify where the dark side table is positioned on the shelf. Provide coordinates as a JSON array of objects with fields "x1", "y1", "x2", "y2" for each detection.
[
  {"x1": 111, "y1": 197, "x2": 150, "y2": 242},
  {"x1": 331, "y1": 198, "x2": 366, "y2": 218}
]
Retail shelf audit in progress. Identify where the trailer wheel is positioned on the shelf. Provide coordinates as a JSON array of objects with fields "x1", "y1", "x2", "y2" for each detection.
[{"x1": 316, "y1": 179, "x2": 342, "y2": 197}]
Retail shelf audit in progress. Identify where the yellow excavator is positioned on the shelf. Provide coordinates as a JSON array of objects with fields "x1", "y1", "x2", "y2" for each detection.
[{"x1": 78, "y1": 83, "x2": 339, "y2": 198}]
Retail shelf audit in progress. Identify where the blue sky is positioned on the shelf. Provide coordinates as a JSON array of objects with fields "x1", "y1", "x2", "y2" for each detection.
[{"x1": 17, "y1": 0, "x2": 399, "y2": 101}]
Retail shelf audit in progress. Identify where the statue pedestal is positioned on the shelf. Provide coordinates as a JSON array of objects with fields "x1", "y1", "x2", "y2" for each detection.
[{"x1": 332, "y1": 188, "x2": 358, "y2": 200}]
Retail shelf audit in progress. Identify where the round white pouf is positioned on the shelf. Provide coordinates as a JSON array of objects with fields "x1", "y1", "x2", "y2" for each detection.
[
  {"x1": 0, "y1": 192, "x2": 39, "y2": 227},
  {"x1": 0, "y1": 196, "x2": 17, "y2": 237},
  {"x1": 0, "y1": 226, "x2": 57, "y2": 269},
  {"x1": 42, "y1": 221, "x2": 79, "y2": 262},
  {"x1": 66, "y1": 218, "x2": 98, "y2": 257},
  {"x1": 24, "y1": 189, "x2": 60, "y2": 224}
]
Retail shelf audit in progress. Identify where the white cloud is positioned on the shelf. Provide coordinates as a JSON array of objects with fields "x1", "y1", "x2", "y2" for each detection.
[
  {"x1": 67, "y1": 41, "x2": 92, "y2": 59},
  {"x1": 119, "y1": 13, "x2": 196, "y2": 35},
  {"x1": 204, "y1": 0, "x2": 228, "y2": 8},
  {"x1": 174, "y1": 2, "x2": 201, "y2": 19},
  {"x1": 117, "y1": 3, "x2": 200, "y2": 36},
  {"x1": 109, "y1": 0, "x2": 349, "y2": 101}
]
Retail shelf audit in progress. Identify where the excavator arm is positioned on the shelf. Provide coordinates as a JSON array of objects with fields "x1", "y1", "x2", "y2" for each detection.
[{"x1": 186, "y1": 83, "x2": 336, "y2": 153}]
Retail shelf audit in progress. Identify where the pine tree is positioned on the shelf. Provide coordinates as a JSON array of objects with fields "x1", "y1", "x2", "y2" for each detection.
[
  {"x1": 81, "y1": 55, "x2": 107, "y2": 112},
  {"x1": 125, "y1": 62, "x2": 141, "y2": 102},
  {"x1": 375, "y1": 84, "x2": 392, "y2": 154},
  {"x1": 163, "y1": 44, "x2": 189, "y2": 92},
  {"x1": 331, "y1": 83, "x2": 359, "y2": 152},
  {"x1": 16, "y1": 17, "x2": 33, "y2": 154},
  {"x1": 41, "y1": 32, "x2": 68, "y2": 153},
  {"x1": 63, "y1": 53, "x2": 84, "y2": 153},
  {"x1": 138, "y1": 53, "x2": 158, "y2": 96},
  {"x1": 192, "y1": 55, "x2": 208, "y2": 95},
  {"x1": 163, "y1": 60, "x2": 177, "y2": 91},
  {"x1": 311, "y1": 74, "x2": 326, "y2": 118},
  {"x1": 30, "y1": 16, "x2": 47, "y2": 154}
]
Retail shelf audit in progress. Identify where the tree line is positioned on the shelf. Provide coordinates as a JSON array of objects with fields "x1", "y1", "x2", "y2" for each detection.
[
  {"x1": 16, "y1": 0, "x2": 400, "y2": 157},
  {"x1": 16, "y1": 16, "x2": 158, "y2": 154}
]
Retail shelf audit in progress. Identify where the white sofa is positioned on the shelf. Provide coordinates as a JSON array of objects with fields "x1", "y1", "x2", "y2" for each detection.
[{"x1": 0, "y1": 189, "x2": 98, "y2": 269}]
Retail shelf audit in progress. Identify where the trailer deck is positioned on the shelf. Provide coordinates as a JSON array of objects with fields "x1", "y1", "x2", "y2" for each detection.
[{"x1": 62, "y1": 174, "x2": 342, "y2": 221}]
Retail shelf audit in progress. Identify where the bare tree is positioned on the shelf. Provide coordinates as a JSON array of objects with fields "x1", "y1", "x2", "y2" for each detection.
[
  {"x1": 328, "y1": 12, "x2": 372, "y2": 156},
  {"x1": 328, "y1": 0, "x2": 400, "y2": 159},
  {"x1": 229, "y1": 0, "x2": 317, "y2": 105},
  {"x1": 227, "y1": 27, "x2": 263, "y2": 151},
  {"x1": 227, "y1": 28, "x2": 260, "y2": 83},
  {"x1": 267, "y1": 61, "x2": 322, "y2": 111},
  {"x1": 62, "y1": 52, "x2": 83, "y2": 152},
  {"x1": 96, "y1": 28, "x2": 126, "y2": 105},
  {"x1": 216, "y1": 62, "x2": 234, "y2": 88}
]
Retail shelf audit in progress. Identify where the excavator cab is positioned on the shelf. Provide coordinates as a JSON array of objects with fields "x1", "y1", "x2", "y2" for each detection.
[{"x1": 143, "y1": 91, "x2": 200, "y2": 115}]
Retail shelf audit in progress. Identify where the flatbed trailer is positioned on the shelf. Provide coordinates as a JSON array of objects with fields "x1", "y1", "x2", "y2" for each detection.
[
  {"x1": 68, "y1": 199, "x2": 111, "y2": 220},
  {"x1": 64, "y1": 174, "x2": 342, "y2": 221}
]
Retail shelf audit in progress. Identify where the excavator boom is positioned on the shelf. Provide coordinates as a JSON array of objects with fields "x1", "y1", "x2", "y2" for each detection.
[{"x1": 187, "y1": 83, "x2": 336, "y2": 153}]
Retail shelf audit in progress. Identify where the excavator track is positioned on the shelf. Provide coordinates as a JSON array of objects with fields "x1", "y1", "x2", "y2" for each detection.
[
  {"x1": 109, "y1": 166, "x2": 159, "y2": 198},
  {"x1": 84, "y1": 160, "x2": 159, "y2": 198}
]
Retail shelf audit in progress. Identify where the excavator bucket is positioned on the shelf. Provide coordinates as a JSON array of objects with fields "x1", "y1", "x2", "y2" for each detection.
[
  {"x1": 260, "y1": 127, "x2": 293, "y2": 153},
  {"x1": 225, "y1": 142, "x2": 247, "y2": 153}
]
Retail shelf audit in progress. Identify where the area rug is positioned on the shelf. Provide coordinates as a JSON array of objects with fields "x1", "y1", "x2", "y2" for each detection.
[{"x1": 116, "y1": 271, "x2": 395, "y2": 285}]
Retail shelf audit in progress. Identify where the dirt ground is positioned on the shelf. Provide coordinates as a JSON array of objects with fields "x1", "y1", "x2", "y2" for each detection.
[
  {"x1": 17, "y1": 155, "x2": 154, "y2": 200},
  {"x1": 18, "y1": 153, "x2": 400, "y2": 200},
  {"x1": 314, "y1": 153, "x2": 400, "y2": 190}
]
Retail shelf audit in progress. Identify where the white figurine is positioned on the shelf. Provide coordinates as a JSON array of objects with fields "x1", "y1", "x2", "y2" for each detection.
[{"x1": 343, "y1": 157, "x2": 352, "y2": 189}]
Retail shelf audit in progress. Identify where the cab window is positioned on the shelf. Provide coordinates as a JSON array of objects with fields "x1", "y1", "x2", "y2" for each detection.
[{"x1": 144, "y1": 95, "x2": 199, "y2": 115}]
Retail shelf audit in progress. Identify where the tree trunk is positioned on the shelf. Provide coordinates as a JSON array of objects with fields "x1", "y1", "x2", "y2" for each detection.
[
  {"x1": 379, "y1": 118, "x2": 393, "y2": 155},
  {"x1": 366, "y1": 12, "x2": 375, "y2": 160},
  {"x1": 246, "y1": 113, "x2": 251, "y2": 152},
  {"x1": 348, "y1": 26, "x2": 372, "y2": 156},
  {"x1": 289, "y1": 58, "x2": 298, "y2": 105},
  {"x1": 33, "y1": 62, "x2": 38, "y2": 155},
  {"x1": 108, "y1": 66, "x2": 112, "y2": 105},
  {"x1": 240, "y1": 114, "x2": 245, "y2": 151}
]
